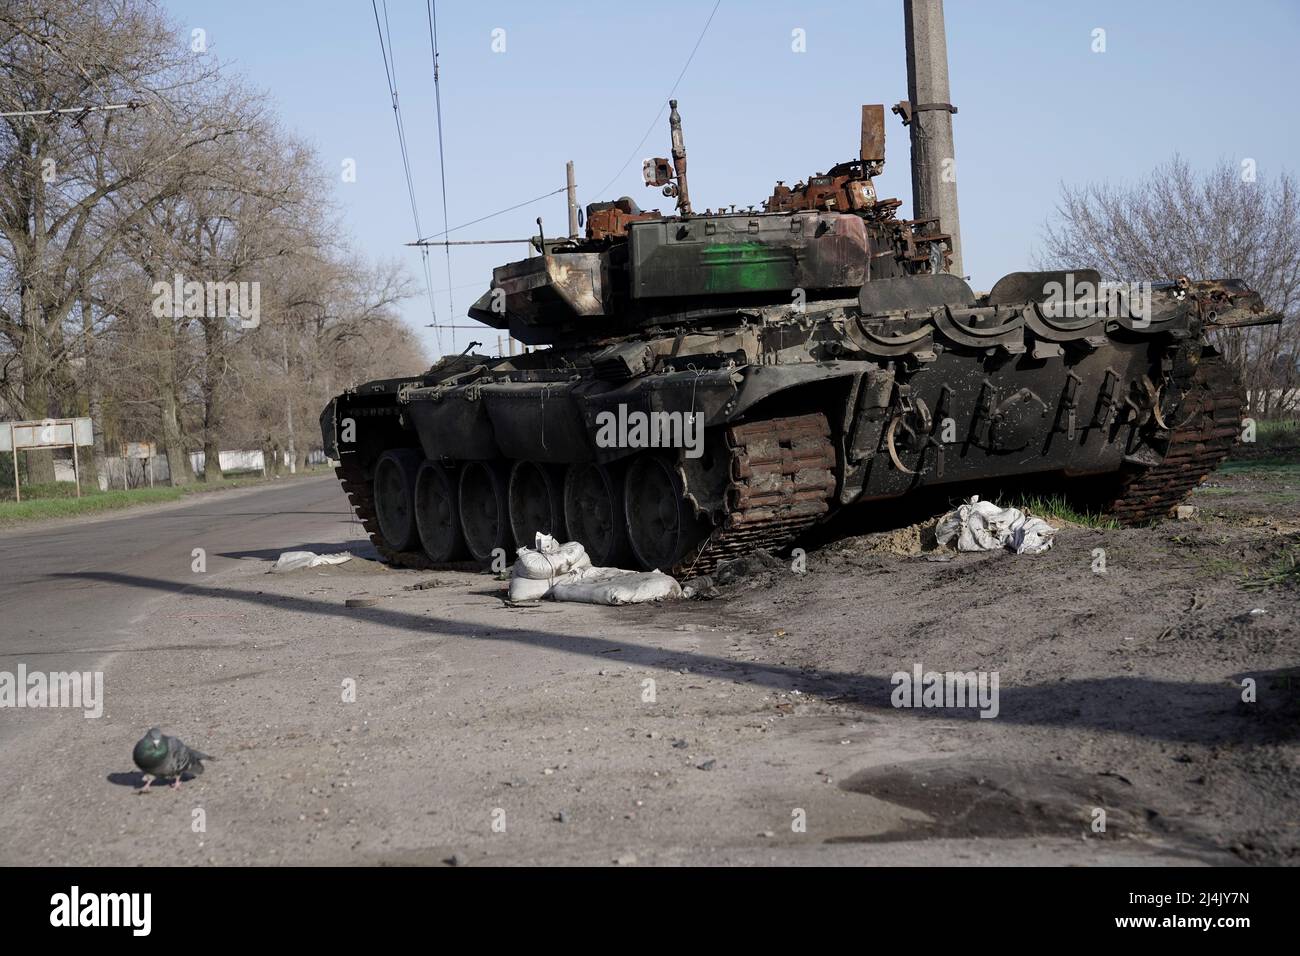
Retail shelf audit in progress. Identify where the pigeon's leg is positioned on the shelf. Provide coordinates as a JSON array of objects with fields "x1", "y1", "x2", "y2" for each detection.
[
  {"x1": 138, "y1": 775, "x2": 153, "y2": 793},
  {"x1": 170, "y1": 775, "x2": 183, "y2": 790}
]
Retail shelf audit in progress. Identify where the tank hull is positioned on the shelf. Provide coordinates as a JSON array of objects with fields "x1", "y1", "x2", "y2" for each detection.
[{"x1": 322, "y1": 273, "x2": 1259, "y2": 574}]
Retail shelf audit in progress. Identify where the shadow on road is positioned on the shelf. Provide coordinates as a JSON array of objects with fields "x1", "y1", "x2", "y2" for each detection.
[
  {"x1": 216, "y1": 543, "x2": 359, "y2": 561},
  {"x1": 106, "y1": 772, "x2": 147, "y2": 788},
  {"x1": 107, "y1": 771, "x2": 199, "y2": 788},
  {"x1": 54, "y1": 568, "x2": 1292, "y2": 747}
]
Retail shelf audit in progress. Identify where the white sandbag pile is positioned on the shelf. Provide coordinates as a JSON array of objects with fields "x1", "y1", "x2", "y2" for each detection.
[
  {"x1": 935, "y1": 496, "x2": 1057, "y2": 555},
  {"x1": 508, "y1": 534, "x2": 682, "y2": 605},
  {"x1": 508, "y1": 534, "x2": 591, "y2": 601}
]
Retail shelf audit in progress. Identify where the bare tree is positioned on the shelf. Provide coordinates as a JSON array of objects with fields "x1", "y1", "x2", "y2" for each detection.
[
  {"x1": 1, "y1": 0, "x2": 428, "y2": 490},
  {"x1": 0, "y1": 0, "x2": 251, "y2": 480},
  {"x1": 1039, "y1": 156, "x2": 1300, "y2": 416}
]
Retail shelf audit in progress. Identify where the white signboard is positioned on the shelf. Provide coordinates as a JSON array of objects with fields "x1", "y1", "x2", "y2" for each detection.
[{"x1": 0, "y1": 417, "x2": 93, "y2": 452}]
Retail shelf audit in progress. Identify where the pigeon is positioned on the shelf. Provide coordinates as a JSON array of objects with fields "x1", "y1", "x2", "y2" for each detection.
[{"x1": 132, "y1": 727, "x2": 213, "y2": 792}]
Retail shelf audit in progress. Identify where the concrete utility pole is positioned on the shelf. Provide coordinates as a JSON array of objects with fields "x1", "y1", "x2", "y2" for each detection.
[
  {"x1": 903, "y1": 0, "x2": 963, "y2": 277},
  {"x1": 566, "y1": 161, "x2": 579, "y2": 239}
]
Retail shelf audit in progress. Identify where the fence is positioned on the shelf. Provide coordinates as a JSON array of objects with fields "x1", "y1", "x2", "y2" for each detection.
[
  {"x1": 5, "y1": 446, "x2": 332, "y2": 492},
  {"x1": 100, "y1": 455, "x2": 170, "y2": 489},
  {"x1": 188, "y1": 449, "x2": 328, "y2": 477}
]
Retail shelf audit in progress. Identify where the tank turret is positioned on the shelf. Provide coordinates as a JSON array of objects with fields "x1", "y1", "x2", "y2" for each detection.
[{"x1": 467, "y1": 103, "x2": 952, "y2": 347}]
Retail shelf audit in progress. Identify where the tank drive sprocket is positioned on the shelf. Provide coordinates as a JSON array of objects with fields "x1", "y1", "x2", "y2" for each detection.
[{"x1": 1103, "y1": 350, "x2": 1243, "y2": 524}]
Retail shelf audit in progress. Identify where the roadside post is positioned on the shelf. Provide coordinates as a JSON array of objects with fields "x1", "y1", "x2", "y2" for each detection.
[
  {"x1": 0, "y1": 417, "x2": 95, "y2": 501},
  {"x1": 9, "y1": 423, "x2": 17, "y2": 502}
]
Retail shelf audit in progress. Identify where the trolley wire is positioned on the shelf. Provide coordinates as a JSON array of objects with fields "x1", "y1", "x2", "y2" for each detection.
[
  {"x1": 371, "y1": 0, "x2": 444, "y2": 354},
  {"x1": 586, "y1": 0, "x2": 722, "y2": 205},
  {"x1": 426, "y1": 0, "x2": 456, "y2": 325}
]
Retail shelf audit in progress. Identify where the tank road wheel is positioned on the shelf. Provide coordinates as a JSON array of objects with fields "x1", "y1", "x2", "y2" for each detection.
[
  {"x1": 623, "y1": 454, "x2": 709, "y2": 571},
  {"x1": 414, "y1": 461, "x2": 465, "y2": 563},
  {"x1": 508, "y1": 460, "x2": 566, "y2": 547},
  {"x1": 458, "y1": 461, "x2": 512, "y2": 564},
  {"x1": 372, "y1": 449, "x2": 421, "y2": 553},
  {"x1": 563, "y1": 462, "x2": 629, "y2": 567}
]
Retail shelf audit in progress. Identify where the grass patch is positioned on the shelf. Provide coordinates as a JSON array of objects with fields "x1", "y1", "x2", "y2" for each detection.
[
  {"x1": 1007, "y1": 493, "x2": 1120, "y2": 530},
  {"x1": 1231, "y1": 419, "x2": 1300, "y2": 466},
  {"x1": 1218, "y1": 457, "x2": 1300, "y2": 474},
  {"x1": 1243, "y1": 550, "x2": 1300, "y2": 591},
  {"x1": 0, "y1": 487, "x2": 184, "y2": 524},
  {"x1": 1257, "y1": 418, "x2": 1300, "y2": 442},
  {"x1": 0, "y1": 465, "x2": 332, "y2": 528},
  {"x1": 0, "y1": 480, "x2": 109, "y2": 501},
  {"x1": 1196, "y1": 554, "x2": 1252, "y2": 578}
]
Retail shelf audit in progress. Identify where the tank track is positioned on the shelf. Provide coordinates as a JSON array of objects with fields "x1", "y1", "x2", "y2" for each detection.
[
  {"x1": 340, "y1": 351, "x2": 1238, "y2": 570},
  {"x1": 1105, "y1": 351, "x2": 1242, "y2": 524},
  {"x1": 677, "y1": 412, "x2": 836, "y2": 575},
  {"x1": 336, "y1": 461, "x2": 437, "y2": 570},
  {"x1": 336, "y1": 412, "x2": 838, "y2": 575}
]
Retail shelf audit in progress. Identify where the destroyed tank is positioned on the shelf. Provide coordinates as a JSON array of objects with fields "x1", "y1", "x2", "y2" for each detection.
[{"x1": 321, "y1": 102, "x2": 1278, "y2": 575}]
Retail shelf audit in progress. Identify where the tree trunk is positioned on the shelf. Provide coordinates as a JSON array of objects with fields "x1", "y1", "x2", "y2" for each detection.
[
  {"x1": 156, "y1": 309, "x2": 191, "y2": 487},
  {"x1": 80, "y1": 299, "x2": 108, "y2": 488},
  {"x1": 201, "y1": 317, "x2": 225, "y2": 481},
  {"x1": 281, "y1": 329, "x2": 297, "y2": 474},
  {"x1": 19, "y1": 292, "x2": 56, "y2": 485},
  {"x1": 202, "y1": 436, "x2": 222, "y2": 481},
  {"x1": 160, "y1": 384, "x2": 190, "y2": 486}
]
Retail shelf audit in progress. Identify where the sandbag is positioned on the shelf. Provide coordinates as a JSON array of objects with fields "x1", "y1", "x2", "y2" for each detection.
[
  {"x1": 550, "y1": 568, "x2": 682, "y2": 606},
  {"x1": 935, "y1": 496, "x2": 1056, "y2": 555},
  {"x1": 512, "y1": 533, "x2": 591, "y2": 580},
  {"x1": 507, "y1": 534, "x2": 682, "y2": 604},
  {"x1": 507, "y1": 574, "x2": 553, "y2": 602},
  {"x1": 270, "y1": 550, "x2": 354, "y2": 572}
]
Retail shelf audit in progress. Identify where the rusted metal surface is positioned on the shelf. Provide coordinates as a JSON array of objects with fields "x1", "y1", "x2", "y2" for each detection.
[
  {"x1": 585, "y1": 197, "x2": 660, "y2": 241},
  {"x1": 860, "y1": 104, "x2": 886, "y2": 165},
  {"x1": 1186, "y1": 277, "x2": 1283, "y2": 328},
  {"x1": 1106, "y1": 354, "x2": 1242, "y2": 523},
  {"x1": 765, "y1": 168, "x2": 878, "y2": 214},
  {"x1": 668, "y1": 99, "x2": 692, "y2": 215},
  {"x1": 677, "y1": 413, "x2": 836, "y2": 574}
]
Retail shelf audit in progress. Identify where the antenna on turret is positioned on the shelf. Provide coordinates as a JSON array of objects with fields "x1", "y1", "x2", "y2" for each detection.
[
  {"x1": 667, "y1": 100, "x2": 692, "y2": 216},
  {"x1": 642, "y1": 99, "x2": 692, "y2": 217}
]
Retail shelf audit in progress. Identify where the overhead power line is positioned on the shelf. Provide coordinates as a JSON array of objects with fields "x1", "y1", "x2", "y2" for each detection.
[
  {"x1": 426, "y1": 0, "x2": 456, "y2": 323},
  {"x1": 416, "y1": 186, "x2": 567, "y2": 243},
  {"x1": 371, "y1": 0, "x2": 444, "y2": 355}
]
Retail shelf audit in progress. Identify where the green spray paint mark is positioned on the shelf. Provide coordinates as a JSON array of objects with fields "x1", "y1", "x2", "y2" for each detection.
[{"x1": 699, "y1": 242, "x2": 794, "y2": 292}]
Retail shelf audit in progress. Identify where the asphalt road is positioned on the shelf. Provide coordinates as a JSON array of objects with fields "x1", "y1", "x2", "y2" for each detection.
[{"x1": 0, "y1": 475, "x2": 349, "y2": 743}]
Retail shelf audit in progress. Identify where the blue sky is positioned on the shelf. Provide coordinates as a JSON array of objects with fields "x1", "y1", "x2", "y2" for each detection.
[{"x1": 166, "y1": 0, "x2": 1300, "y2": 359}]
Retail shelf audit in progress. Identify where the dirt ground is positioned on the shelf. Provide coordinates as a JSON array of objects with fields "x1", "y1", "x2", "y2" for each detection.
[{"x1": 2, "y1": 448, "x2": 1296, "y2": 867}]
